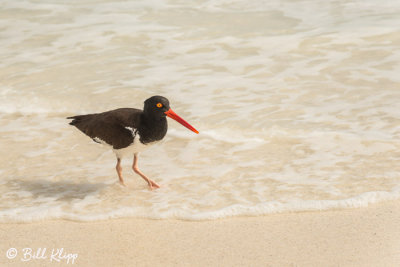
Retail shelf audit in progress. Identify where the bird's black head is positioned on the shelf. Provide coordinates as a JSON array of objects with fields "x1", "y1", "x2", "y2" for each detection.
[
  {"x1": 143, "y1": 95, "x2": 170, "y2": 118},
  {"x1": 143, "y1": 95, "x2": 199, "y2": 134}
]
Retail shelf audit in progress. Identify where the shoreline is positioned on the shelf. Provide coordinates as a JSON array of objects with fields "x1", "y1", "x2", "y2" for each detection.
[{"x1": 1, "y1": 199, "x2": 399, "y2": 266}]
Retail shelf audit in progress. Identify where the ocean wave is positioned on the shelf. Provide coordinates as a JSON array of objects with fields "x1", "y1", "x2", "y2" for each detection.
[{"x1": 0, "y1": 188, "x2": 398, "y2": 223}]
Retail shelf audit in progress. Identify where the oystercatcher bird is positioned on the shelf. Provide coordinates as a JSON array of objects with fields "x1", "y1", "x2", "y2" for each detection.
[{"x1": 67, "y1": 96, "x2": 198, "y2": 190}]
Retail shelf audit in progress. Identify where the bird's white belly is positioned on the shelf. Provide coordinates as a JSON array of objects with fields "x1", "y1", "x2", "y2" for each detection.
[{"x1": 113, "y1": 136, "x2": 148, "y2": 159}]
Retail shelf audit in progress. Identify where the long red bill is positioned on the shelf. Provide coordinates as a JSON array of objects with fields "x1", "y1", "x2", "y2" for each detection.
[{"x1": 165, "y1": 109, "x2": 199, "y2": 134}]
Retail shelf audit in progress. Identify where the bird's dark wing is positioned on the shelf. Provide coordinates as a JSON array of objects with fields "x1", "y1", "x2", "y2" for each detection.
[{"x1": 67, "y1": 108, "x2": 142, "y2": 149}]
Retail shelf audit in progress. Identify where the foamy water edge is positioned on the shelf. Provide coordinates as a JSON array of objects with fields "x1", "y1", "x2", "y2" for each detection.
[{"x1": 0, "y1": 187, "x2": 399, "y2": 222}]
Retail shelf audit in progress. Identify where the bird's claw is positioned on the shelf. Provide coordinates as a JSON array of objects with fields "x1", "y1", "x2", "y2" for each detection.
[{"x1": 148, "y1": 180, "x2": 160, "y2": 190}]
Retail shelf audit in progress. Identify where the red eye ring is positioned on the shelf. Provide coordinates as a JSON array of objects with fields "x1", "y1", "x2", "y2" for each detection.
[{"x1": 156, "y1": 103, "x2": 163, "y2": 108}]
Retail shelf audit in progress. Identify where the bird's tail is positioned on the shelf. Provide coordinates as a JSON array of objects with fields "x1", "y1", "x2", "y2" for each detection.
[{"x1": 67, "y1": 115, "x2": 92, "y2": 126}]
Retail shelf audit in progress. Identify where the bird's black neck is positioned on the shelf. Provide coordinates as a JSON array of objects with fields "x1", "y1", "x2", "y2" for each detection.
[{"x1": 137, "y1": 113, "x2": 168, "y2": 144}]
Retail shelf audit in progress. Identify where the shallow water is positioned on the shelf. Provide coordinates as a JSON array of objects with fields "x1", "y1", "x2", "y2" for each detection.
[{"x1": 1, "y1": 0, "x2": 400, "y2": 221}]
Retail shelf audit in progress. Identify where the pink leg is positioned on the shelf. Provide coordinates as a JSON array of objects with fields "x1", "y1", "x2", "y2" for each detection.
[
  {"x1": 132, "y1": 153, "x2": 160, "y2": 190},
  {"x1": 116, "y1": 158, "x2": 125, "y2": 186}
]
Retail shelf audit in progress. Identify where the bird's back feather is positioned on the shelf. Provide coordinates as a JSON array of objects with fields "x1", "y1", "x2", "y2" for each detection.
[{"x1": 67, "y1": 108, "x2": 142, "y2": 149}]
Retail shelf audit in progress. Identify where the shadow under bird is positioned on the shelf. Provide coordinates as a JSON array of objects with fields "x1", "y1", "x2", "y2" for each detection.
[{"x1": 67, "y1": 95, "x2": 199, "y2": 190}]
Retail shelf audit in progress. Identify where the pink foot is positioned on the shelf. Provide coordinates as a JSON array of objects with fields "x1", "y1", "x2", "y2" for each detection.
[{"x1": 148, "y1": 180, "x2": 160, "y2": 190}]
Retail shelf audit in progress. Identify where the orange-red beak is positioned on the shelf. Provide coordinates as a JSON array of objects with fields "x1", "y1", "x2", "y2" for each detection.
[{"x1": 165, "y1": 109, "x2": 199, "y2": 134}]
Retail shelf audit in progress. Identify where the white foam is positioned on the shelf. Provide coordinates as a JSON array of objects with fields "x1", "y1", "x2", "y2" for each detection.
[{"x1": 0, "y1": 188, "x2": 399, "y2": 222}]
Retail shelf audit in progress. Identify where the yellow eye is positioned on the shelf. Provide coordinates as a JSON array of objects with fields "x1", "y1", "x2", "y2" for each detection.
[{"x1": 156, "y1": 103, "x2": 163, "y2": 108}]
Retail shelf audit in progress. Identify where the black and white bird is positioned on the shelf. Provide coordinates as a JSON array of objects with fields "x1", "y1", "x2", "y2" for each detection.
[{"x1": 67, "y1": 96, "x2": 199, "y2": 190}]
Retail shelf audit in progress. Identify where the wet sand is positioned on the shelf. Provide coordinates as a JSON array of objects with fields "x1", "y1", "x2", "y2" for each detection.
[{"x1": 0, "y1": 199, "x2": 399, "y2": 267}]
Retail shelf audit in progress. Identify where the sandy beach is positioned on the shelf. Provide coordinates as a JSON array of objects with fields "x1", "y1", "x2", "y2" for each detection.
[{"x1": 0, "y1": 199, "x2": 398, "y2": 267}]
